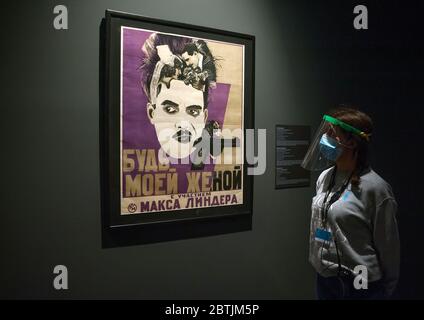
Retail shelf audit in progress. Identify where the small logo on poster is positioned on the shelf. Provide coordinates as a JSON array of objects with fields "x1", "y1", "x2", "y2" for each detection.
[{"x1": 128, "y1": 203, "x2": 137, "y2": 213}]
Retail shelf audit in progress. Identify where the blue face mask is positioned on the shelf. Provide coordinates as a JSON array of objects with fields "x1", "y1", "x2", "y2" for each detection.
[{"x1": 319, "y1": 133, "x2": 343, "y2": 161}]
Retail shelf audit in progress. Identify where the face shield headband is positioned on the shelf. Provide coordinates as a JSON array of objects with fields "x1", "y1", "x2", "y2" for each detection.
[
  {"x1": 301, "y1": 114, "x2": 371, "y2": 171},
  {"x1": 323, "y1": 115, "x2": 371, "y2": 142}
]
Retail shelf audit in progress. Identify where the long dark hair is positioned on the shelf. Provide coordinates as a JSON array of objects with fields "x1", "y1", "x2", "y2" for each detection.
[{"x1": 327, "y1": 105, "x2": 373, "y2": 187}]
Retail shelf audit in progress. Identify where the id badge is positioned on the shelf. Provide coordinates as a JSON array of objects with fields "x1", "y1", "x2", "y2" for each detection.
[{"x1": 315, "y1": 228, "x2": 332, "y2": 243}]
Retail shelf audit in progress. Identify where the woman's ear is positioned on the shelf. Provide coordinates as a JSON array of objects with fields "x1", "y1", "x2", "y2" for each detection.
[
  {"x1": 347, "y1": 137, "x2": 358, "y2": 149},
  {"x1": 338, "y1": 132, "x2": 357, "y2": 149},
  {"x1": 147, "y1": 103, "x2": 155, "y2": 123}
]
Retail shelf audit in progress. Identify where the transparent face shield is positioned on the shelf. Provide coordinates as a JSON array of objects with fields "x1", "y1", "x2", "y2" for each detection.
[{"x1": 301, "y1": 115, "x2": 371, "y2": 171}]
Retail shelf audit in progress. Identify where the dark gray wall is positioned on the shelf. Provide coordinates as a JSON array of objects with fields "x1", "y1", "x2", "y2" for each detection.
[
  {"x1": 1, "y1": 0, "x2": 422, "y2": 299},
  {"x1": 1, "y1": 0, "x2": 322, "y2": 299}
]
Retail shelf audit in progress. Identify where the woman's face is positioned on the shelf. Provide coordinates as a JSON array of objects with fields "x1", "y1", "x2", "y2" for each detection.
[{"x1": 327, "y1": 124, "x2": 356, "y2": 149}]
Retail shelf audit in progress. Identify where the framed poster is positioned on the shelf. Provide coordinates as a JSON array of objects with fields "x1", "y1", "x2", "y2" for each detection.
[{"x1": 101, "y1": 10, "x2": 254, "y2": 238}]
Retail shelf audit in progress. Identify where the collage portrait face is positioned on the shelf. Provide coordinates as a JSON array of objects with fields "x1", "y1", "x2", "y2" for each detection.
[{"x1": 148, "y1": 78, "x2": 207, "y2": 159}]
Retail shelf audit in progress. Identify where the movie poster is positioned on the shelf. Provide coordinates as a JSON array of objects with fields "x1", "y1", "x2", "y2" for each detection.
[{"x1": 120, "y1": 26, "x2": 245, "y2": 215}]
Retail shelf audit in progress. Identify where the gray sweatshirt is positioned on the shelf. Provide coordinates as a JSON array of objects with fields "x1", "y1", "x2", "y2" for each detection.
[{"x1": 309, "y1": 166, "x2": 400, "y2": 296}]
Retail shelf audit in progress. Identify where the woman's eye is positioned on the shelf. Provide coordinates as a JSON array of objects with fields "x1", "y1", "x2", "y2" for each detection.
[{"x1": 327, "y1": 128, "x2": 337, "y2": 138}]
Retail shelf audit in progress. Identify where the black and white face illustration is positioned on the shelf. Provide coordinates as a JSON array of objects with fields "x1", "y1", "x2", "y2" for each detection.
[
  {"x1": 182, "y1": 51, "x2": 201, "y2": 69},
  {"x1": 147, "y1": 79, "x2": 208, "y2": 159}
]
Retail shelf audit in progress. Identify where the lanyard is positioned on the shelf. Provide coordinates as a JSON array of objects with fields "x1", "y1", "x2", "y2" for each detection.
[
  {"x1": 321, "y1": 167, "x2": 354, "y2": 227},
  {"x1": 320, "y1": 167, "x2": 354, "y2": 278}
]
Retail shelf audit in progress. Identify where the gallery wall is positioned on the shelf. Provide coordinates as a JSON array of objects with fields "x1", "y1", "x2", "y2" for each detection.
[{"x1": 1, "y1": 0, "x2": 422, "y2": 299}]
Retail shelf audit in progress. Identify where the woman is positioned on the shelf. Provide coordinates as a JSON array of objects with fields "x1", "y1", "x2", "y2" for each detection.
[{"x1": 301, "y1": 106, "x2": 400, "y2": 299}]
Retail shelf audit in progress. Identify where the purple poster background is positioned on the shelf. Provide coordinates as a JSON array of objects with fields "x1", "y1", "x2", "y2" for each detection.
[{"x1": 121, "y1": 27, "x2": 231, "y2": 197}]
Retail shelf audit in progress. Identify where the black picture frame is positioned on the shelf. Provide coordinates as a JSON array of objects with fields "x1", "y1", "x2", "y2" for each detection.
[{"x1": 100, "y1": 10, "x2": 255, "y2": 246}]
